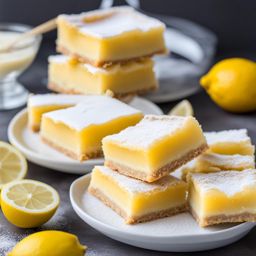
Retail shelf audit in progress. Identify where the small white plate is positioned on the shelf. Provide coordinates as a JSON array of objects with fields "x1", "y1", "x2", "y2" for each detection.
[
  {"x1": 70, "y1": 174, "x2": 255, "y2": 252},
  {"x1": 8, "y1": 97, "x2": 163, "y2": 174}
]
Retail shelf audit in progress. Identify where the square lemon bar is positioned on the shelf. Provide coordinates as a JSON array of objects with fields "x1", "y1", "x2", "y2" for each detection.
[
  {"x1": 196, "y1": 152, "x2": 255, "y2": 172},
  {"x1": 205, "y1": 129, "x2": 255, "y2": 155},
  {"x1": 48, "y1": 55, "x2": 157, "y2": 98},
  {"x1": 89, "y1": 165, "x2": 188, "y2": 224},
  {"x1": 57, "y1": 7, "x2": 166, "y2": 66},
  {"x1": 189, "y1": 170, "x2": 256, "y2": 227},
  {"x1": 103, "y1": 115, "x2": 208, "y2": 182},
  {"x1": 40, "y1": 96, "x2": 143, "y2": 161},
  {"x1": 28, "y1": 93, "x2": 90, "y2": 132},
  {"x1": 182, "y1": 153, "x2": 255, "y2": 182}
]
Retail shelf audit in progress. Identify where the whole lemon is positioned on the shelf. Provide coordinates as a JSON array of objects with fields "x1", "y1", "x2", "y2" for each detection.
[
  {"x1": 200, "y1": 58, "x2": 256, "y2": 113},
  {"x1": 8, "y1": 231, "x2": 87, "y2": 256}
]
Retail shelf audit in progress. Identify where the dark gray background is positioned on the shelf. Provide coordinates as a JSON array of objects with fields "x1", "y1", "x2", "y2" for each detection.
[
  {"x1": 0, "y1": 0, "x2": 256, "y2": 51},
  {"x1": 0, "y1": 1, "x2": 256, "y2": 255}
]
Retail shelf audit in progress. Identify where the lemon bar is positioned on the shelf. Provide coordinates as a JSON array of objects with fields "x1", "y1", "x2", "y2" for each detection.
[
  {"x1": 196, "y1": 152, "x2": 255, "y2": 172},
  {"x1": 40, "y1": 96, "x2": 143, "y2": 161},
  {"x1": 57, "y1": 7, "x2": 166, "y2": 66},
  {"x1": 28, "y1": 93, "x2": 91, "y2": 132},
  {"x1": 181, "y1": 153, "x2": 255, "y2": 182},
  {"x1": 205, "y1": 129, "x2": 255, "y2": 155},
  {"x1": 103, "y1": 115, "x2": 208, "y2": 182},
  {"x1": 89, "y1": 165, "x2": 188, "y2": 224},
  {"x1": 189, "y1": 170, "x2": 256, "y2": 227},
  {"x1": 48, "y1": 55, "x2": 157, "y2": 98}
]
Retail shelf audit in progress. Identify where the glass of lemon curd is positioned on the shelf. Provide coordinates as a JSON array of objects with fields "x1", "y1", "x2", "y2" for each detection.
[{"x1": 0, "y1": 23, "x2": 41, "y2": 110}]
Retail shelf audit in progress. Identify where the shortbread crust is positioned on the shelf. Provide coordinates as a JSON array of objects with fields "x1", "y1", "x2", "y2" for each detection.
[
  {"x1": 88, "y1": 166, "x2": 188, "y2": 224},
  {"x1": 189, "y1": 170, "x2": 256, "y2": 227},
  {"x1": 48, "y1": 81, "x2": 157, "y2": 102},
  {"x1": 105, "y1": 143, "x2": 208, "y2": 182},
  {"x1": 57, "y1": 45, "x2": 166, "y2": 67},
  {"x1": 103, "y1": 115, "x2": 208, "y2": 182},
  {"x1": 89, "y1": 187, "x2": 187, "y2": 224},
  {"x1": 190, "y1": 206, "x2": 256, "y2": 227}
]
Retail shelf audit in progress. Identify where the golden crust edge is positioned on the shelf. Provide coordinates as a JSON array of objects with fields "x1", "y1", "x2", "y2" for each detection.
[
  {"x1": 57, "y1": 44, "x2": 167, "y2": 67},
  {"x1": 48, "y1": 81, "x2": 157, "y2": 103},
  {"x1": 189, "y1": 206, "x2": 256, "y2": 227},
  {"x1": 105, "y1": 143, "x2": 209, "y2": 183},
  {"x1": 88, "y1": 186, "x2": 188, "y2": 224}
]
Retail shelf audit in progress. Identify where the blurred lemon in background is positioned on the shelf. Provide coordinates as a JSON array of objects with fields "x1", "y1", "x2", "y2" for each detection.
[
  {"x1": 200, "y1": 58, "x2": 256, "y2": 113},
  {"x1": 168, "y1": 100, "x2": 194, "y2": 116},
  {"x1": 8, "y1": 230, "x2": 87, "y2": 256}
]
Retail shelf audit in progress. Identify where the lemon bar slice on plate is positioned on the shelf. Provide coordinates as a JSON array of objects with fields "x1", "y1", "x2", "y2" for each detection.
[
  {"x1": 103, "y1": 115, "x2": 208, "y2": 182},
  {"x1": 188, "y1": 170, "x2": 256, "y2": 227},
  {"x1": 88, "y1": 165, "x2": 188, "y2": 224},
  {"x1": 205, "y1": 129, "x2": 255, "y2": 155},
  {"x1": 57, "y1": 7, "x2": 166, "y2": 66},
  {"x1": 181, "y1": 152, "x2": 255, "y2": 181},
  {"x1": 40, "y1": 96, "x2": 143, "y2": 161},
  {"x1": 28, "y1": 94, "x2": 90, "y2": 132},
  {"x1": 48, "y1": 55, "x2": 157, "y2": 98},
  {"x1": 196, "y1": 152, "x2": 255, "y2": 172},
  {"x1": 181, "y1": 153, "x2": 255, "y2": 182}
]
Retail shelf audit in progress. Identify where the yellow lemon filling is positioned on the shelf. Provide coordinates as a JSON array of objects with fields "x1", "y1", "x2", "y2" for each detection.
[
  {"x1": 89, "y1": 166, "x2": 187, "y2": 222},
  {"x1": 41, "y1": 113, "x2": 142, "y2": 160},
  {"x1": 189, "y1": 170, "x2": 256, "y2": 226},
  {"x1": 103, "y1": 115, "x2": 207, "y2": 181},
  {"x1": 40, "y1": 96, "x2": 143, "y2": 161},
  {"x1": 29, "y1": 104, "x2": 72, "y2": 131},
  {"x1": 57, "y1": 7, "x2": 166, "y2": 66},
  {"x1": 48, "y1": 55, "x2": 157, "y2": 96}
]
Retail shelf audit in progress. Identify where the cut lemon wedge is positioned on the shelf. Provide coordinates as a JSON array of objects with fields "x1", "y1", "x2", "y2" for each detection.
[
  {"x1": 168, "y1": 100, "x2": 194, "y2": 116},
  {"x1": 0, "y1": 141, "x2": 27, "y2": 189},
  {"x1": 1, "y1": 179, "x2": 60, "y2": 228}
]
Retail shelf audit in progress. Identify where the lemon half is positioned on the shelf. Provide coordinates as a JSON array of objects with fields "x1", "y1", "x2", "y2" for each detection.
[
  {"x1": 1, "y1": 179, "x2": 59, "y2": 228},
  {"x1": 0, "y1": 141, "x2": 27, "y2": 189}
]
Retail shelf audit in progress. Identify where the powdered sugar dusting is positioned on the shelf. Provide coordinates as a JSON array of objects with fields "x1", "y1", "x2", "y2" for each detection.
[
  {"x1": 48, "y1": 54, "x2": 67, "y2": 63},
  {"x1": 103, "y1": 115, "x2": 199, "y2": 149},
  {"x1": 204, "y1": 129, "x2": 252, "y2": 145},
  {"x1": 94, "y1": 165, "x2": 183, "y2": 193},
  {"x1": 59, "y1": 6, "x2": 165, "y2": 39},
  {"x1": 43, "y1": 95, "x2": 142, "y2": 131},
  {"x1": 197, "y1": 153, "x2": 255, "y2": 170},
  {"x1": 192, "y1": 169, "x2": 256, "y2": 197},
  {"x1": 49, "y1": 54, "x2": 108, "y2": 74},
  {"x1": 0, "y1": 225, "x2": 27, "y2": 255},
  {"x1": 28, "y1": 93, "x2": 92, "y2": 107}
]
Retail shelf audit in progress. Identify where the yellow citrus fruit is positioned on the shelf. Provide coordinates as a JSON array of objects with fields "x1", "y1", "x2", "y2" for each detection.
[
  {"x1": 200, "y1": 58, "x2": 256, "y2": 113},
  {"x1": 1, "y1": 179, "x2": 59, "y2": 228},
  {"x1": 168, "y1": 100, "x2": 194, "y2": 116},
  {"x1": 0, "y1": 141, "x2": 27, "y2": 190},
  {"x1": 8, "y1": 230, "x2": 87, "y2": 256}
]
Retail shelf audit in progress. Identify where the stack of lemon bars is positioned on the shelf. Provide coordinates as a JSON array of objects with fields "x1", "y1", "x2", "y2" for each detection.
[
  {"x1": 48, "y1": 6, "x2": 167, "y2": 100},
  {"x1": 26, "y1": 6, "x2": 256, "y2": 228},
  {"x1": 27, "y1": 6, "x2": 167, "y2": 160},
  {"x1": 89, "y1": 122, "x2": 256, "y2": 227}
]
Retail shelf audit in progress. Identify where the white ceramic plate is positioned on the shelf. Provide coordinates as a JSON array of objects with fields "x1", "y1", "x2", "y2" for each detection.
[
  {"x1": 8, "y1": 97, "x2": 163, "y2": 174},
  {"x1": 70, "y1": 174, "x2": 255, "y2": 252}
]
